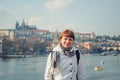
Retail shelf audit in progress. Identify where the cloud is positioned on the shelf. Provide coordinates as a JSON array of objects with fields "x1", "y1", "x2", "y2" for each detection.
[
  {"x1": 44, "y1": 0, "x2": 74, "y2": 11},
  {"x1": 0, "y1": 7, "x2": 16, "y2": 17},
  {"x1": 28, "y1": 16, "x2": 45, "y2": 25}
]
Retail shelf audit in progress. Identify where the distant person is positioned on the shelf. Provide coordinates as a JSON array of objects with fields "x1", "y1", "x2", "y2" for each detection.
[{"x1": 45, "y1": 29, "x2": 87, "y2": 80}]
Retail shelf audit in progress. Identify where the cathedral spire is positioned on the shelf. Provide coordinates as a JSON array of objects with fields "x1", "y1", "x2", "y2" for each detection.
[
  {"x1": 15, "y1": 21, "x2": 19, "y2": 29},
  {"x1": 21, "y1": 19, "x2": 25, "y2": 27}
]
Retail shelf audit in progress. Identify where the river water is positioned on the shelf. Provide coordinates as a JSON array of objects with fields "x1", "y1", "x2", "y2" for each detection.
[{"x1": 0, "y1": 54, "x2": 120, "y2": 80}]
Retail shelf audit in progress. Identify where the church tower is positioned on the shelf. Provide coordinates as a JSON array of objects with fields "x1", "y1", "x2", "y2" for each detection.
[
  {"x1": 21, "y1": 19, "x2": 25, "y2": 27},
  {"x1": 15, "y1": 21, "x2": 19, "y2": 29}
]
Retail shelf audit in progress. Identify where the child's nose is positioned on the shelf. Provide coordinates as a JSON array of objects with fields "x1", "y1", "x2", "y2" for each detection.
[{"x1": 66, "y1": 39, "x2": 70, "y2": 42}]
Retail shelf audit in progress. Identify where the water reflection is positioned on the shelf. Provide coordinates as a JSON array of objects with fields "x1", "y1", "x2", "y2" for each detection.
[
  {"x1": 0, "y1": 54, "x2": 120, "y2": 80},
  {"x1": 85, "y1": 55, "x2": 120, "y2": 80}
]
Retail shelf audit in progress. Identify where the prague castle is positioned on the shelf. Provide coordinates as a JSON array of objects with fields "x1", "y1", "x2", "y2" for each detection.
[
  {"x1": 15, "y1": 20, "x2": 37, "y2": 30},
  {"x1": 0, "y1": 20, "x2": 96, "y2": 41}
]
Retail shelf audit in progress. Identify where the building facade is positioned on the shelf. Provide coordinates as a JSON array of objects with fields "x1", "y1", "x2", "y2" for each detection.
[{"x1": 0, "y1": 29, "x2": 14, "y2": 40}]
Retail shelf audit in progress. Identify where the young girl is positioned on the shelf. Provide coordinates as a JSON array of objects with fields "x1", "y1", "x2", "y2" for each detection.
[{"x1": 45, "y1": 29, "x2": 87, "y2": 80}]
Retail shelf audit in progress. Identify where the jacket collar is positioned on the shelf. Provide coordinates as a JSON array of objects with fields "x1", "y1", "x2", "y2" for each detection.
[{"x1": 53, "y1": 44, "x2": 77, "y2": 57}]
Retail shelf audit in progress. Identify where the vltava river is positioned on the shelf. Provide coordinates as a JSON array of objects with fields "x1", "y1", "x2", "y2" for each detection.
[{"x1": 0, "y1": 54, "x2": 120, "y2": 80}]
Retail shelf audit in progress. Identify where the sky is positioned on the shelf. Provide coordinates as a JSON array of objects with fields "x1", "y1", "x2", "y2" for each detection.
[{"x1": 0, "y1": 0, "x2": 120, "y2": 36}]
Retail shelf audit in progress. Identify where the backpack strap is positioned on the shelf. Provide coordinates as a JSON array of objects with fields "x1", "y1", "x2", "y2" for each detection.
[
  {"x1": 76, "y1": 50, "x2": 80, "y2": 64},
  {"x1": 76, "y1": 50, "x2": 80, "y2": 80}
]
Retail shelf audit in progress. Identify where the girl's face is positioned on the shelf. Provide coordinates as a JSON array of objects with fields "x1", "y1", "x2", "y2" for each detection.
[{"x1": 60, "y1": 36, "x2": 74, "y2": 48}]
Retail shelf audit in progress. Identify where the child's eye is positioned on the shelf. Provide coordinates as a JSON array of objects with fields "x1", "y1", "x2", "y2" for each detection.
[
  {"x1": 64, "y1": 38, "x2": 67, "y2": 40},
  {"x1": 69, "y1": 38, "x2": 73, "y2": 41}
]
